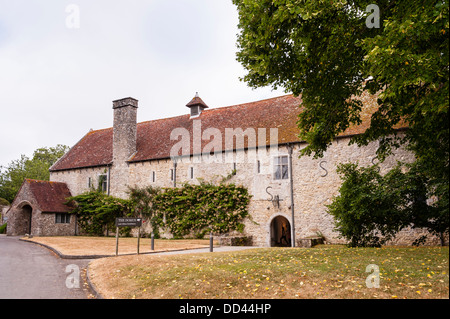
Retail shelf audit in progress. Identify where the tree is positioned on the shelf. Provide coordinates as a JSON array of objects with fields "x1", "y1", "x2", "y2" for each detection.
[
  {"x1": 233, "y1": 0, "x2": 448, "y2": 158},
  {"x1": 0, "y1": 145, "x2": 70, "y2": 202},
  {"x1": 327, "y1": 163, "x2": 405, "y2": 247},
  {"x1": 328, "y1": 162, "x2": 447, "y2": 247},
  {"x1": 233, "y1": 0, "x2": 448, "y2": 242}
]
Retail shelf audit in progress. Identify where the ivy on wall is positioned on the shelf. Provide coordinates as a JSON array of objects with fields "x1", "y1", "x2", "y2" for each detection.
[
  {"x1": 67, "y1": 191, "x2": 133, "y2": 236},
  {"x1": 152, "y1": 181, "x2": 251, "y2": 239},
  {"x1": 68, "y1": 177, "x2": 251, "y2": 239},
  {"x1": 127, "y1": 185, "x2": 161, "y2": 238}
]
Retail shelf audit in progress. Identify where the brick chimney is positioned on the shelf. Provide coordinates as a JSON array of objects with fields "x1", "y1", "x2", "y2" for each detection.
[{"x1": 111, "y1": 97, "x2": 138, "y2": 197}]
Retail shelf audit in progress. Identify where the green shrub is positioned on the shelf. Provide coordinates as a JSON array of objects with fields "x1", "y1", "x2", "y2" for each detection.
[
  {"x1": 328, "y1": 162, "x2": 448, "y2": 247},
  {"x1": 0, "y1": 223, "x2": 6, "y2": 234},
  {"x1": 0, "y1": 197, "x2": 9, "y2": 206},
  {"x1": 66, "y1": 191, "x2": 133, "y2": 236},
  {"x1": 328, "y1": 163, "x2": 410, "y2": 247}
]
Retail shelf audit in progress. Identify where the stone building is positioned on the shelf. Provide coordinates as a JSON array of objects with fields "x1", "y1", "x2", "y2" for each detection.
[
  {"x1": 6, "y1": 179, "x2": 75, "y2": 236},
  {"x1": 5, "y1": 93, "x2": 441, "y2": 245}
]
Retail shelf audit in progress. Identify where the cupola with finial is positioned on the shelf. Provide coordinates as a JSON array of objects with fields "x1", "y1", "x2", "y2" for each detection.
[{"x1": 186, "y1": 92, "x2": 209, "y2": 118}]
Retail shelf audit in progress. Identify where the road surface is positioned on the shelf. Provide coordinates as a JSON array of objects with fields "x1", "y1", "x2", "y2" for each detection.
[{"x1": 0, "y1": 235, "x2": 92, "y2": 299}]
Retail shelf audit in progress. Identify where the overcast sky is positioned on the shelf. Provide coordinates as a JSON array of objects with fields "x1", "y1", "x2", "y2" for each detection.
[{"x1": 0, "y1": 0, "x2": 285, "y2": 168}]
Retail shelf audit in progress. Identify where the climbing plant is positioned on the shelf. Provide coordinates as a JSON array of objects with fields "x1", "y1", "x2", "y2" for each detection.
[
  {"x1": 66, "y1": 191, "x2": 133, "y2": 236},
  {"x1": 127, "y1": 185, "x2": 162, "y2": 238},
  {"x1": 150, "y1": 181, "x2": 251, "y2": 239},
  {"x1": 67, "y1": 176, "x2": 251, "y2": 238}
]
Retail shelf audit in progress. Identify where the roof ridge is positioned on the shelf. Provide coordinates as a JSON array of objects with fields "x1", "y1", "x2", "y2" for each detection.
[
  {"x1": 49, "y1": 93, "x2": 318, "y2": 171},
  {"x1": 76, "y1": 94, "x2": 297, "y2": 131},
  {"x1": 135, "y1": 94, "x2": 296, "y2": 125},
  {"x1": 137, "y1": 113, "x2": 189, "y2": 126},
  {"x1": 25, "y1": 179, "x2": 67, "y2": 185},
  {"x1": 218, "y1": 93, "x2": 295, "y2": 110},
  {"x1": 87, "y1": 127, "x2": 113, "y2": 133}
]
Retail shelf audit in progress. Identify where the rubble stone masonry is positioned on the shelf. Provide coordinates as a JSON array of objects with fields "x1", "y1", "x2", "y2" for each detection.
[{"x1": 50, "y1": 134, "x2": 444, "y2": 246}]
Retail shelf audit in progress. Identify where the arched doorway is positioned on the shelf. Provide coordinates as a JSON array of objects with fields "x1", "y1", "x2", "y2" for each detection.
[
  {"x1": 14, "y1": 203, "x2": 33, "y2": 235},
  {"x1": 22, "y1": 205, "x2": 32, "y2": 235},
  {"x1": 270, "y1": 215, "x2": 291, "y2": 247}
]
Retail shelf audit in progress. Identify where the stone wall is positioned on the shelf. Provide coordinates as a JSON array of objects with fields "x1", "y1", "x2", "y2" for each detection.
[
  {"x1": 50, "y1": 133, "x2": 444, "y2": 246},
  {"x1": 50, "y1": 166, "x2": 110, "y2": 196},
  {"x1": 38, "y1": 213, "x2": 77, "y2": 236},
  {"x1": 125, "y1": 135, "x2": 442, "y2": 246},
  {"x1": 1, "y1": 205, "x2": 9, "y2": 224}
]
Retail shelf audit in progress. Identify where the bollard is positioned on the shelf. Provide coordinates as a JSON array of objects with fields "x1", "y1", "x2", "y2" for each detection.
[
  {"x1": 151, "y1": 233, "x2": 155, "y2": 251},
  {"x1": 137, "y1": 226, "x2": 141, "y2": 254},
  {"x1": 209, "y1": 232, "x2": 213, "y2": 252},
  {"x1": 115, "y1": 227, "x2": 119, "y2": 256}
]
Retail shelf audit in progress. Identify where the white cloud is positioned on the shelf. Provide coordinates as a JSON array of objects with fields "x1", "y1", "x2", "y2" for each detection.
[{"x1": 0, "y1": 0, "x2": 285, "y2": 167}]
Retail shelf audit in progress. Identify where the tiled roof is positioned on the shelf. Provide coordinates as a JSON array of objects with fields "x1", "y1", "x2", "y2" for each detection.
[
  {"x1": 50, "y1": 93, "x2": 379, "y2": 172},
  {"x1": 50, "y1": 128, "x2": 113, "y2": 171},
  {"x1": 186, "y1": 94, "x2": 209, "y2": 109},
  {"x1": 131, "y1": 94, "x2": 303, "y2": 162},
  {"x1": 25, "y1": 179, "x2": 73, "y2": 213}
]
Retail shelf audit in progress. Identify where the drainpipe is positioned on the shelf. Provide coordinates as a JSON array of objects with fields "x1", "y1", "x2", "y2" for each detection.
[
  {"x1": 173, "y1": 160, "x2": 177, "y2": 187},
  {"x1": 107, "y1": 165, "x2": 111, "y2": 196},
  {"x1": 287, "y1": 144, "x2": 295, "y2": 247}
]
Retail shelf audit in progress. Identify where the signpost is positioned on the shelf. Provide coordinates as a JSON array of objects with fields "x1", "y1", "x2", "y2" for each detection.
[
  {"x1": 116, "y1": 218, "x2": 142, "y2": 227},
  {"x1": 115, "y1": 218, "x2": 143, "y2": 256}
]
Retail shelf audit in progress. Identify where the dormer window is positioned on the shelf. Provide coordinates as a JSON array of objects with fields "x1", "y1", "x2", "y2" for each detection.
[{"x1": 186, "y1": 92, "x2": 209, "y2": 119}]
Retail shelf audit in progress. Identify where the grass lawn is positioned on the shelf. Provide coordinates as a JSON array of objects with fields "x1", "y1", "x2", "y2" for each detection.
[
  {"x1": 88, "y1": 245, "x2": 449, "y2": 299},
  {"x1": 23, "y1": 236, "x2": 215, "y2": 256}
]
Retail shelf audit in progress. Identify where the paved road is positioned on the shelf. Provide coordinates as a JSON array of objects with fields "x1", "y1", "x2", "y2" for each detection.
[{"x1": 0, "y1": 235, "x2": 92, "y2": 299}]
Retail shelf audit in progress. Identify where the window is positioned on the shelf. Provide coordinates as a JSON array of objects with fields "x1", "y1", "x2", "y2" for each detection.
[
  {"x1": 87, "y1": 177, "x2": 92, "y2": 189},
  {"x1": 274, "y1": 156, "x2": 289, "y2": 180},
  {"x1": 98, "y1": 174, "x2": 108, "y2": 192},
  {"x1": 55, "y1": 213, "x2": 71, "y2": 224},
  {"x1": 170, "y1": 169, "x2": 174, "y2": 181},
  {"x1": 257, "y1": 160, "x2": 261, "y2": 174},
  {"x1": 151, "y1": 171, "x2": 156, "y2": 183},
  {"x1": 189, "y1": 167, "x2": 194, "y2": 179}
]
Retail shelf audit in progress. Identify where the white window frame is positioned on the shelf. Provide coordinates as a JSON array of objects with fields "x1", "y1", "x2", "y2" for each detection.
[
  {"x1": 273, "y1": 155, "x2": 289, "y2": 180},
  {"x1": 55, "y1": 213, "x2": 71, "y2": 224}
]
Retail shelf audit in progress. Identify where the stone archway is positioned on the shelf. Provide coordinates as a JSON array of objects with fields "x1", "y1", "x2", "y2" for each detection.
[
  {"x1": 13, "y1": 201, "x2": 34, "y2": 236},
  {"x1": 22, "y1": 205, "x2": 32, "y2": 235},
  {"x1": 270, "y1": 215, "x2": 291, "y2": 247}
]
